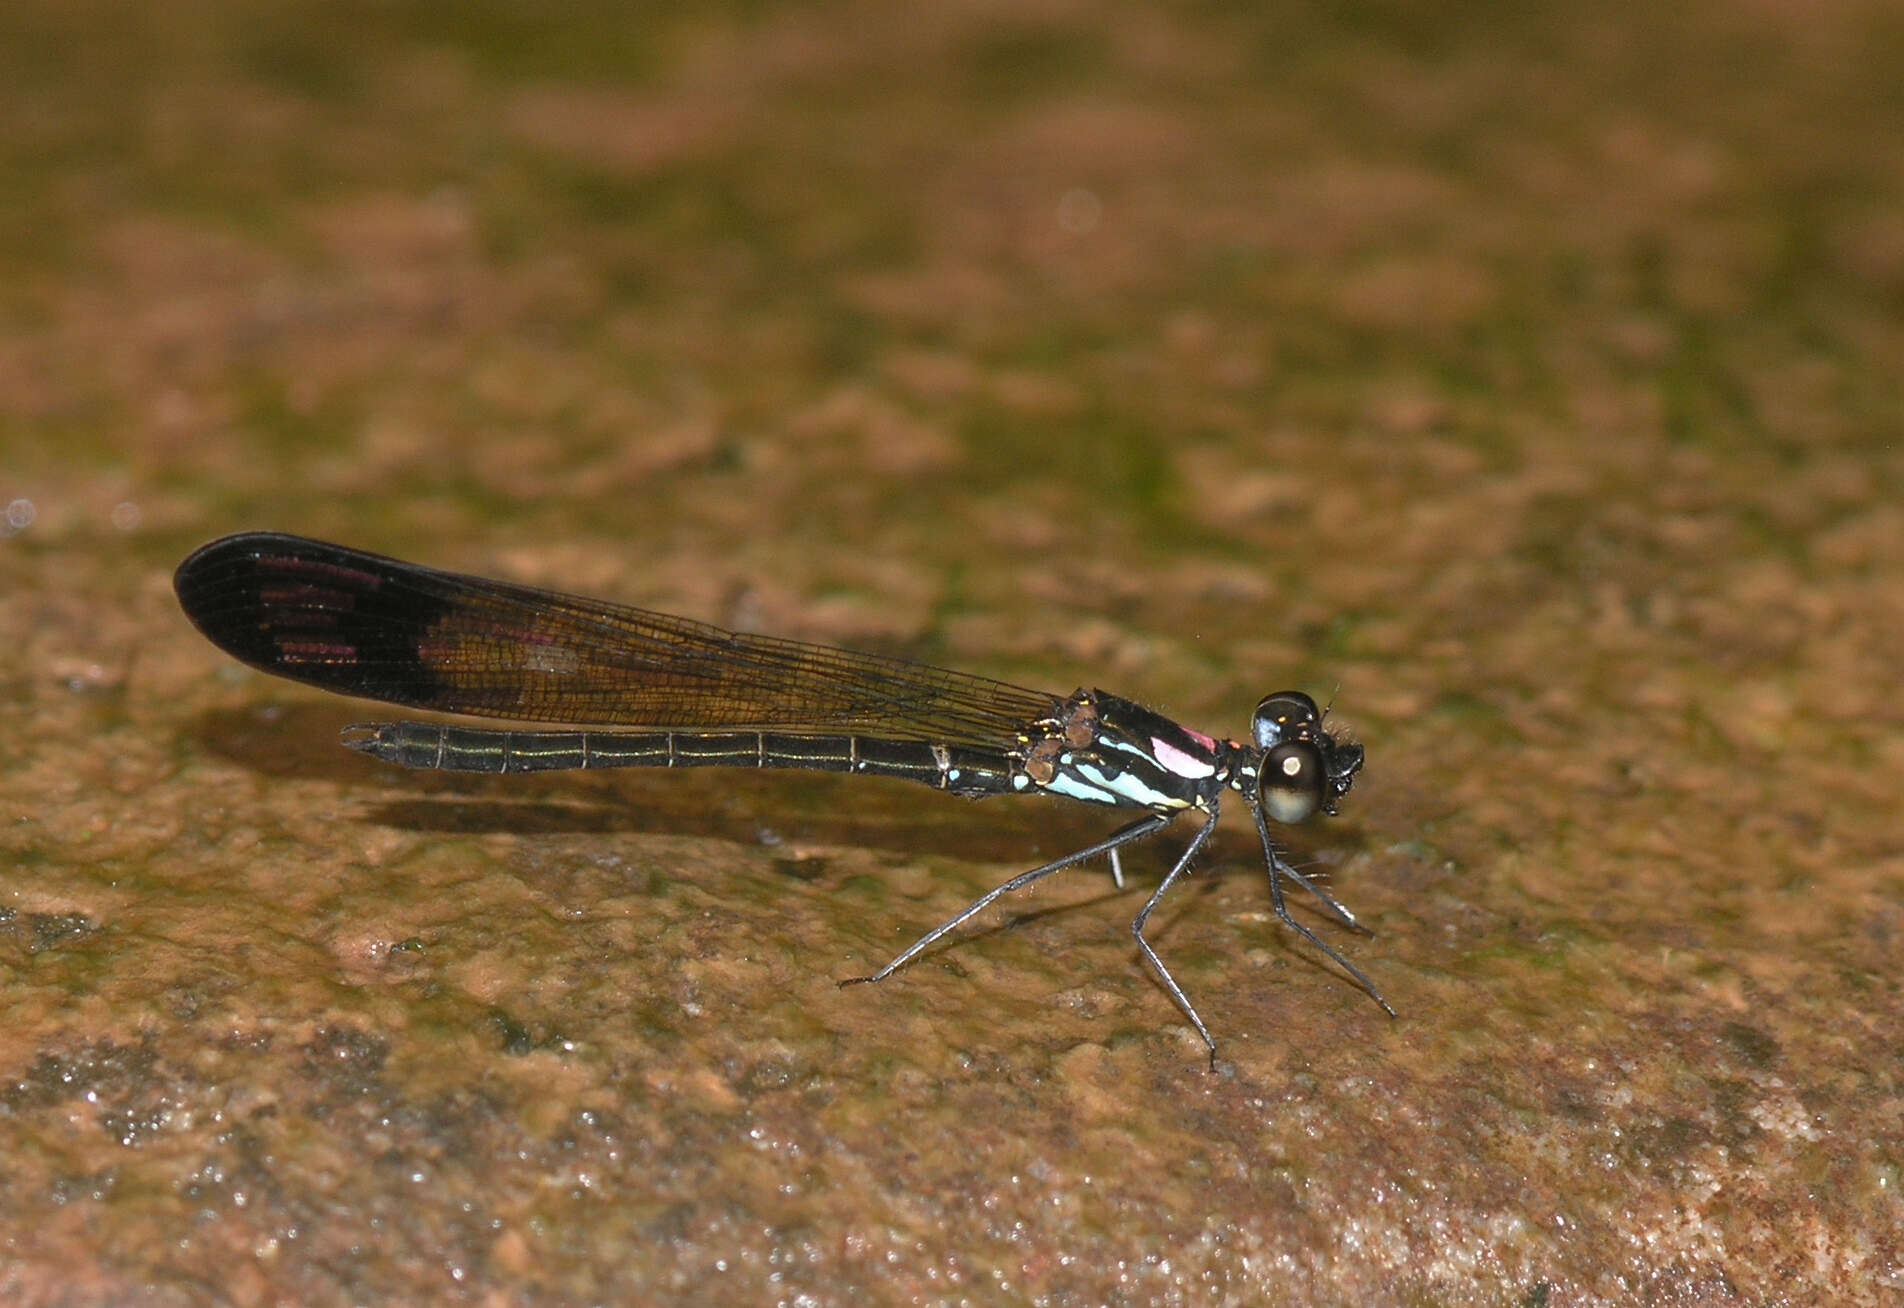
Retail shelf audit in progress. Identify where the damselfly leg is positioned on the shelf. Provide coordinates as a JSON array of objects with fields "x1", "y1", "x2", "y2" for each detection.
[{"x1": 841, "y1": 813, "x2": 1170, "y2": 989}]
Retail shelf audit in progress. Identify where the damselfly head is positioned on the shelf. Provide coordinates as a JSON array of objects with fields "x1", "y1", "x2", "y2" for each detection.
[
  {"x1": 1322, "y1": 737, "x2": 1364, "y2": 811},
  {"x1": 1250, "y1": 691, "x2": 1362, "y2": 822}
]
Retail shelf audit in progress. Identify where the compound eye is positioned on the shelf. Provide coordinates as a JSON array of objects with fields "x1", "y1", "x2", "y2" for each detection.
[
  {"x1": 1258, "y1": 741, "x2": 1324, "y2": 824},
  {"x1": 1251, "y1": 691, "x2": 1322, "y2": 750}
]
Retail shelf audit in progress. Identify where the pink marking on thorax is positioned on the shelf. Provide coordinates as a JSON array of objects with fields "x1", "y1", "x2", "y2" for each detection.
[
  {"x1": 1181, "y1": 725, "x2": 1218, "y2": 751},
  {"x1": 1150, "y1": 735, "x2": 1217, "y2": 780}
]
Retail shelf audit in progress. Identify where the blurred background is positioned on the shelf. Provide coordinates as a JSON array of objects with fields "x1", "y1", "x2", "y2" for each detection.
[{"x1": 2, "y1": 1, "x2": 1900, "y2": 1303}]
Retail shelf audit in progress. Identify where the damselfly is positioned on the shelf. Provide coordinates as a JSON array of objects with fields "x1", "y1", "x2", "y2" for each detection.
[{"x1": 174, "y1": 532, "x2": 1391, "y2": 1060}]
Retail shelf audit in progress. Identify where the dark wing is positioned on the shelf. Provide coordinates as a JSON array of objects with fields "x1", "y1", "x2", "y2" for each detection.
[{"x1": 174, "y1": 533, "x2": 1062, "y2": 746}]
